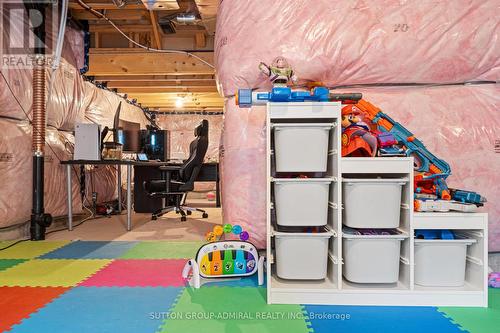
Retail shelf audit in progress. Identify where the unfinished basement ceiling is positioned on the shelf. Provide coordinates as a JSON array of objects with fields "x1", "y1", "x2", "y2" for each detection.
[{"x1": 69, "y1": 0, "x2": 222, "y2": 111}]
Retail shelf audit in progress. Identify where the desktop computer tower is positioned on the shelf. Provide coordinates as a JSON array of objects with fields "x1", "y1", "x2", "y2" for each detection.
[
  {"x1": 133, "y1": 165, "x2": 164, "y2": 213},
  {"x1": 74, "y1": 123, "x2": 101, "y2": 160},
  {"x1": 141, "y1": 129, "x2": 170, "y2": 161}
]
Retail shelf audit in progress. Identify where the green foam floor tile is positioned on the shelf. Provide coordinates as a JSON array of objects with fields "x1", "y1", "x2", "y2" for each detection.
[
  {"x1": 0, "y1": 241, "x2": 69, "y2": 259},
  {"x1": 438, "y1": 288, "x2": 500, "y2": 333},
  {"x1": 158, "y1": 287, "x2": 310, "y2": 333},
  {"x1": 0, "y1": 259, "x2": 27, "y2": 271},
  {"x1": 0, "y1": 259, "x2": 111, "y2": 287},
  {"x1": 120, "y1": 241, "x2": 205, "y2": 259}
]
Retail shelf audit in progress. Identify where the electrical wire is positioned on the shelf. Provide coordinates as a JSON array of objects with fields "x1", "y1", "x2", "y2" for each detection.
[
  {"x1": 75, "y1": 0, "x2": 215, "y2": 69},
  {"x1": 0, "y1": 239, "x2": 30, "y2": 251},
  {"x1": 0, "y1": 71, "x2": 64, "y2": 162}
]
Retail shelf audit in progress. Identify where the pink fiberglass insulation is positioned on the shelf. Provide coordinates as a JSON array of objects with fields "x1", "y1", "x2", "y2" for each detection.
[
  {"x1": 215, "y1": 0, "x2": 499, "y2": 97},
  {"x1": 0, "y1": 59, "x2": 88, "y2": 131},
  {"x1": 157, "y1": 114, "x2": 223, "y2": 192},
  {"x1": 0, "y1": 120, "x2": 83, "y2": 227},
  {"x1": 220, "y1": 100, "x2": 267, "y2": 249},
  {"x1": 221, "y1": 84, "x2": 500, "y2": 251},
  {"x1": 0, "y1": 120, "x2": 119, "y2": 228},
  {"x1": 156, "y1": 114, "x2": 223, "y2": 162},
  {"x1": 83, "y1": 82, "x2": 150, "y2": 129}
]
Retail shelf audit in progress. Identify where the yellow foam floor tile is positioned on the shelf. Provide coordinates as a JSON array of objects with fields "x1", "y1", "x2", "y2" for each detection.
[
  {"x1": 0, "y1": 259, "x2": 111, "y2": 287},
  {"x1": 0, "y1": 241, "x2": 70, "y2": 259}
]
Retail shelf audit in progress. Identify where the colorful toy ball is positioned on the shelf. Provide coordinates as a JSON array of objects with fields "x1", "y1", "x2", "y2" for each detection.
[
  {"x1": 239, "y1": 231, "x2": 249, "y2": 241},
  {"x1": 232, "y1": 225, "x2": 243, "y2": 235},
  {"x1": 213, "y1": 225, "x2": 224, "y2": 236},
  {"x1": 223, "y1": 224, "x2": 233, "y2": 233},
  {"x1": 205, "y1": 231, "x2": 217, "y2": 242}
]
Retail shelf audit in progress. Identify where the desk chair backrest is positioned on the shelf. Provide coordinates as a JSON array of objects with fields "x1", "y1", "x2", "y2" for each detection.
[{"x1": 178, "y1": 120, "x2": 209, "y2": 186}]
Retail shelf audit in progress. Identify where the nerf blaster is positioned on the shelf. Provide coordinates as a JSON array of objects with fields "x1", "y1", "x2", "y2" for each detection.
[
  {"x1": 356, "y1": 99, "x2": 452, "y2": 200},
  {"x1": 450, "y1": 188, "x2": 487, "y2": 206},
  {"x1": 414, "y1": 174, "x2": 451, "y2": 200},
  {"x1": 355, "y1": 99, "x2": 451, "y2": 176},
  {"x1": 236, "y1": 87, "x2": 362, "y2": 107}
]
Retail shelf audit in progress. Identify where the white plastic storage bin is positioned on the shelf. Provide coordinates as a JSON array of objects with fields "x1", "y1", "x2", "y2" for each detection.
[
  {"x1": 273, "y1": 123, "x2": 332, "y2": 172},
  {"x1": 414, "y1": 238, "x2": 476, "y2": 287},
  {"x1": 274, "y1": 229, "x2": 333, "y2": 280},
  {"x1": 342, "y1": 230, "x2": 408, "y2": 283},
  {"x1": 274, "y1": 178, "x2": 333, "y2": 226},
  {"x1": 342, "y1": 178, "x2": 407, "y2": 228}
]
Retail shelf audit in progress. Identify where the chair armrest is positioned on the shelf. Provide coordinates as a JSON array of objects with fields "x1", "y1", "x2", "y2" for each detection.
[
  {"x1": 147, "y1": 190, "x2": 186, "y2": 197},
  {"x1": 159, "y1": 165, "x2": 182, "y2": 172}
]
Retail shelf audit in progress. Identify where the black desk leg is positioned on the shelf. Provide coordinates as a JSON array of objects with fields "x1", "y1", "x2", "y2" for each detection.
[
  {"x1": 117, "y1": 165, "x2": 122, "y2": 212},
  {"x1": 216, "y1": 164, "x2": 221, "y2": 208}
]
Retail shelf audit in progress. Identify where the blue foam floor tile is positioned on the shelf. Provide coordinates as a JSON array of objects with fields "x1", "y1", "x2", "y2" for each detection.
[
  {"x1": 9, "y1": 286, "x2": 183, "y2": 333},
  {"x1": 303, "y1": 304, "x2": 464, "y2": 333},
  {"x1": 39, "y1": 241, "x2": 137, "y2": 259},
  {"x1": 201, "y1": 274, "x2": 266, "y2": 288}
]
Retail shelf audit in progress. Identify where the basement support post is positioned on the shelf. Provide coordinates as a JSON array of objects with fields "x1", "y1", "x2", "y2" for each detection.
[{"x1": 25, "y1": 1, "x2": 52, "y2": 240}]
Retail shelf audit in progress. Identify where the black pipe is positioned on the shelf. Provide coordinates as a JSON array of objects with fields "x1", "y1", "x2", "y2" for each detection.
[{"x1": 25, "y1": 1, "x2": 52, "y2": 240}]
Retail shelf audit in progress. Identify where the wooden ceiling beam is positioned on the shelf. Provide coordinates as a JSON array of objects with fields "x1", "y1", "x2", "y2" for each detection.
[
  {"x1": 149, "y1": 11, "x2": 162, "y2": 49},
  {"x1": 117, "y1": 86, "x2": 217, "y2": 93},
  {"x1": 106, "y1": 80, "x2": 216, "y2": 88},
  {"x1": 89, "y1": 25, "x2": 152, "y2": 33},
  {"x1": 87, "y1": 49, "x2": 214, "y2": 76},
  {"x1": 71, "y1": 9, "x2": 149, "y2": 21},
  {"x1": 127, "y1": 92, "x2": 221, "y2": 98},
  {"x1": 69, "y1": 2, "x2": 145, "y2": 10},
  {"x1": 92, "y1": 75, "x2": 215, "y2": 81},
  {"x1": 195, "y1": 32, "x2": 206, "y2": 48}
]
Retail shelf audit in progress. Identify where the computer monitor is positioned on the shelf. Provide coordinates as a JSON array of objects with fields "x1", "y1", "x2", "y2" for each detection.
[
  {"x1": 141, "y1": 129, "x2": 170, "y2": 161},
  {"x1": 118, "y1": 119, "x2": 141, "y2": 153}
]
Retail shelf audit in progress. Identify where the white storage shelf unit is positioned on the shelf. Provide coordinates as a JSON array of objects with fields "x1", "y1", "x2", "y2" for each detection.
[
  {"x1": 266, "y1": 103, "x2": 489, "y2": 307},
  {"x1": 267, "y1": 102, "x2": 341, "y2": 300}
]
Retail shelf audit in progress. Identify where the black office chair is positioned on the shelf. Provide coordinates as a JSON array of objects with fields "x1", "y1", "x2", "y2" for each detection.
[{"x1": 144, "y1": 120, "x2": 209, "y2": 221}]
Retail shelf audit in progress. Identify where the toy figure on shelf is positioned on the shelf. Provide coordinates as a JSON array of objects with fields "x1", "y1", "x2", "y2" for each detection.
[
  {"x1": 259, "y1": 56, "x2": 298, "y2": 87},
  {"x1": 182, "y1": 223, "x2": 265, "y2": 289},
  {"x1": 341, "y1": 104, "x2": 378, "y2": 157}
]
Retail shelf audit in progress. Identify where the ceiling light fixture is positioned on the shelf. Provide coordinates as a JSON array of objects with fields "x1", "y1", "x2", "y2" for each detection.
[{"x1": 175, "y1": 97, "x2": 184, "y2": 108}]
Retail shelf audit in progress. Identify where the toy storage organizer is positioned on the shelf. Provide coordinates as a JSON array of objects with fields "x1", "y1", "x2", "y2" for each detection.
[{"x1": 266, "y1": 102, "x2": 488, "y2": 307}]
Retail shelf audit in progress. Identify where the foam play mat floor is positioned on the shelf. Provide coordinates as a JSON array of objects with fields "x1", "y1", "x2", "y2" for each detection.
[{"x1": 0, "y1": 240, "x2": 498, "y2": 333}]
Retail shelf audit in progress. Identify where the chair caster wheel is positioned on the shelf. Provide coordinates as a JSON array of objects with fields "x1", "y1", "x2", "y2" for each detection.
[
  {"x1": 152, "y1": 216, "x2": 157, "y2": 220},
  {"x1": 186, "y1": 211, "x2": 192, "y2": 216},
  {"x1": 202, "y1": 213, "x2": 208, "y2": 218},
  {"x1": 181, "y1": 216, "x2": 187, "y2": 222}
]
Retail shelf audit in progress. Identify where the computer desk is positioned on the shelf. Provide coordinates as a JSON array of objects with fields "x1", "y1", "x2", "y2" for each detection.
[{"x1": 60, "y1": 160, "x2": 220, "y2": 231}]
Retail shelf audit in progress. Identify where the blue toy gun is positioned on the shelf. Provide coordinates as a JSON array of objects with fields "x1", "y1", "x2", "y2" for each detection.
[
  {"x1": 450, "y1": 188, "x2": 487, "y2": 206},
  {"x1": 236, "y1": 87, "x2": 362, "y2": 107},
  {"x1": 415, "y1": 229, "x2": 455, "y2": 240}
]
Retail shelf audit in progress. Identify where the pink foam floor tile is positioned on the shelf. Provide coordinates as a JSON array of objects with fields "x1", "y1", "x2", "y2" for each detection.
[{"x1": 79, "y1": 259, "x2": 186, "y2": 287}]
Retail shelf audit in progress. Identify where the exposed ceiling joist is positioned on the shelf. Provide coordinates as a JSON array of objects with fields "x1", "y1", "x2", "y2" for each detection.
[
  {"x1": 69, "y1": 2, "x2": 144, "y2": 10},
  {"x1": 116, "y1": 87, "x2": 217, "y2": 93},
  {"x1": 128, "y1": 92, "x2": 222, "y2": 101},
  {"x1": 108, "y1": 80, "x2": 215, "y2": 87},
  {"x1": 87, "y1": 49, "x2": 214, "y2": 76},
  {"x1": 71, "y1": 9, "x2": 150, "y2": 21},
  {"x1": 89, "y1": 24, "x2": 152, "y2": 33},
  {"x1": 92, "y1": 75, "x2": 215, "y2": 81},
  {"x1": 149, "y1": 11, "x2": 162, "y2": 49}
]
